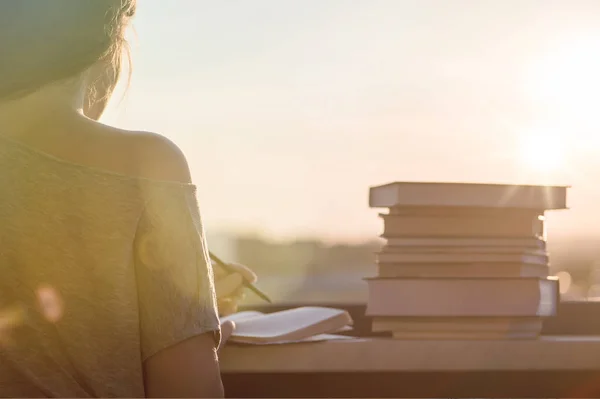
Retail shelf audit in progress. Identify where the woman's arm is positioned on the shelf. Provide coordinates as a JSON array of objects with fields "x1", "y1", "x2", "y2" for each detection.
[
  {"x1": 143, "y1": 333, "x2": 224, "y2": 398},
  {"x1": 133, "y1": 132, "x2": 225, "y2": 398},
  {"x1": 143, "y1": 319, "x2": 236, "y2": 397}
]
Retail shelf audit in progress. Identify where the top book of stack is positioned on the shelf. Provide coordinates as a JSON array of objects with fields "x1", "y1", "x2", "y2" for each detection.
[{"x1": 368, "y1": 182, "x2": 569, "y2": 210}]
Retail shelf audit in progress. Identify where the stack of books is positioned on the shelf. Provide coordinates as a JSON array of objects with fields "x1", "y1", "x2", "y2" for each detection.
[{"x1": 365, "y1": 182, "x2": 569, "y2": 340}]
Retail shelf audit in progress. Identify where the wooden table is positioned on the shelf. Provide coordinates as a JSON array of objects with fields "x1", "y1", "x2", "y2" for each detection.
[{"x1": 220, "y1": 336, "x2": 600, "y2": 398}]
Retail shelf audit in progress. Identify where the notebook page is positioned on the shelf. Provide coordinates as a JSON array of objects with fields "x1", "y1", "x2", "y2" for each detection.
[{"x1": 231, "y1": 306, "x2": 352, "y2": 341}]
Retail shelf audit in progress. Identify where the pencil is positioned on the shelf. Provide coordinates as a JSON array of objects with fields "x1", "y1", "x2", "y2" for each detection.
[{"x1": 209, "y1": 252, "x2": 273, "y2": 303}]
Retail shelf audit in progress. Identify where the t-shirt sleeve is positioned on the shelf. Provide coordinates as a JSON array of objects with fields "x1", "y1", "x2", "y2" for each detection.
[{"x1": 133, "y1": 184, "x2": 221, "y2": 361}]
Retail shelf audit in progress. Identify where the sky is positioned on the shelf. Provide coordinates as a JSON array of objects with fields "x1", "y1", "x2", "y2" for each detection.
[{"x1": 101, "y1": 0, "x2": 600, "y2": 243}]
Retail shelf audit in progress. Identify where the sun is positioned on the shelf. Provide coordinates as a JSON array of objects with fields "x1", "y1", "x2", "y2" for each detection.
[{"x1": 517, "y1": 132, "x2": 565, "y2": 174}]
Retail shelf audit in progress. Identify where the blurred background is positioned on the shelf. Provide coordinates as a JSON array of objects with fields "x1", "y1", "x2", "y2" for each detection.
[{"x1": 101, "y1": 0, "x2": 600, "y2": 304}]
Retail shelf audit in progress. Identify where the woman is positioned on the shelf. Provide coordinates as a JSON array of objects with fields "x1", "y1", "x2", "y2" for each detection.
[{"x1": 0, "y1": 1, "x2": 255, "y2": 397}]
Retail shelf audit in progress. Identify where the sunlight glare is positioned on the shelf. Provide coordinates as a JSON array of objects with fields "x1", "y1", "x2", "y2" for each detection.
[
  {"x1": 517, "y1": 131, "x2": 565, "y2": 173},
  {"x1": 555, "y1": 271, "x2": 572, "y2": 295},
  {"x1": 0, "y1": 305, "x2": 25, "y2": 346}
]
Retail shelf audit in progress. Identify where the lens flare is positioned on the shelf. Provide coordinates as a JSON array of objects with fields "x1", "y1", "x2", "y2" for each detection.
[{"x1": 37, "y1": 285, "x2": 64, "y2": 323}]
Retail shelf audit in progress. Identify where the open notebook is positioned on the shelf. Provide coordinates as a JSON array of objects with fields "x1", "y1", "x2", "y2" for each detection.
[{"x1": 220, "y1": 306, "x2": 354, "y2": 345}]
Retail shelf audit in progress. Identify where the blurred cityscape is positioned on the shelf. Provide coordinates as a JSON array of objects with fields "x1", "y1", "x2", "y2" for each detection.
[{"x1": 208, "y1": 232, "x2": 599, "y2": 306}]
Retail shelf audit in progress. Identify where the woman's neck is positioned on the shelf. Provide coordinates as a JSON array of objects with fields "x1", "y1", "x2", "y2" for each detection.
[{"x1": 0, "y1": 82, "x2": 86, "y2": 140}]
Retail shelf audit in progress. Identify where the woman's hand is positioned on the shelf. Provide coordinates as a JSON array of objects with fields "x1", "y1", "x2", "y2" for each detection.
[{"x1": 212, "y1": 261, "x2": 257, "y2": 317}]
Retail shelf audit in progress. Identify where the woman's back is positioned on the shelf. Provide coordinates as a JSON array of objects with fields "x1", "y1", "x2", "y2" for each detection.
[
  {"x1": 0, "y1": 2, "x2": 226, "y2": 396},
  {"x1": 0, "y1": 133, "x2": 145, "y2": 396},
  {"x1": 0, "y1": 131, "x2": 221, "y2": 397}
]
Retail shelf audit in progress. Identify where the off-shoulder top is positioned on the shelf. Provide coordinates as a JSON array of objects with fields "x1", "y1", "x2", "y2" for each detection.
[{"x1": 0, "y1": 135, "x2": 221, "y2": 397}]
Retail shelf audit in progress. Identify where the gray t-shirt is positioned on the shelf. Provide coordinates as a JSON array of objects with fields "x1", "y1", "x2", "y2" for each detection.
[{"x1": 0, "y1": 136, "x2": 221, "y2": 397}]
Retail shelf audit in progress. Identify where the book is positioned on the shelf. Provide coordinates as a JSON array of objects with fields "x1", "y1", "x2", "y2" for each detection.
[
  {"x1": 385, "y1": 206, "x2": 546, "y2": 217},
  {"x1": 379, "y1": 245, "x2": 547, "y2": 255},
  {"x1": 379, "y1": 213, "x2": 545, "y2": 238},
  {"x1": 376, "y1": 262, "x2": 549, "y2": 278},
  {"x1": 375, "y1": 251, "x2": 548, "y2": 265},
  {"x1": 371, "y1": 316, "x2": 542, "y2": 333},
  {"x1": 369, "y1": 182, "x2": 568, "y2": 210},
  {"x1": 389, "y1": 330, "x2": 538, "y2": 340},
  {"x1": 381, "y1": 237, "x2": 547, "y2": 249},
  {"x1": 220, "y1": 306, "x2": 354, "y2": 345},
  {"x1": 365, "y1": 277, "x2": 559, "y2": 317}
]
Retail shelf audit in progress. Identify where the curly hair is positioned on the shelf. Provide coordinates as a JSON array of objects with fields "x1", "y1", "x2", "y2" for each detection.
[{"x1": 0, "y1": 0, "x2": 136, "y2": 102}]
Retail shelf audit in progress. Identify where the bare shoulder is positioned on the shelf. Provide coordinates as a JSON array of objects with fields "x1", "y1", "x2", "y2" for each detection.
[
  {"x1": 125, "y1": 130, "x2": 192, "y2": 184},
  {"x1": 66, "y1": 116, "x2": 193, "y2": 184}
]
